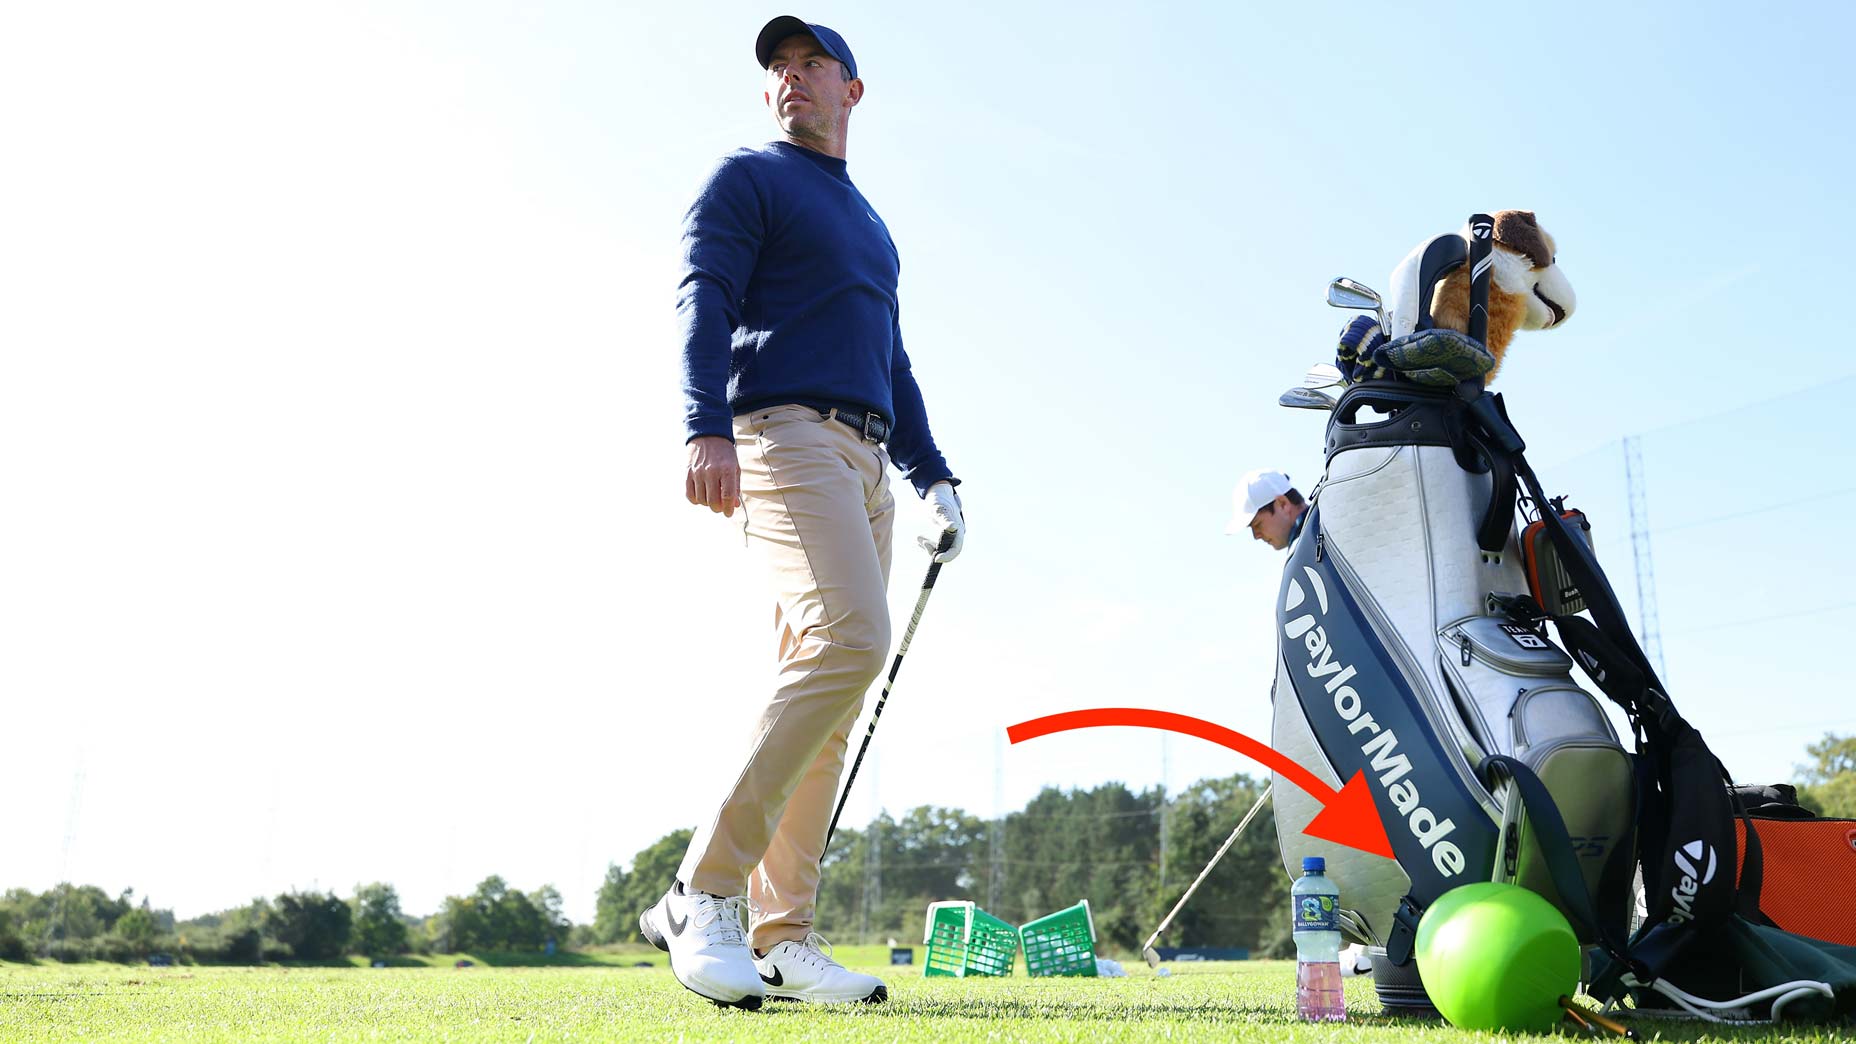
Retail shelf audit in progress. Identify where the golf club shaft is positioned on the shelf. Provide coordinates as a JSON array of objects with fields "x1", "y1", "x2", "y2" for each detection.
[
  {"x1": 822, "y1": 530, "x2": 957, "y2": 855},
  {"x1": 1141, "y1": 784, "x2": 1272, "y2": 961},
  {"x1": 1467, "y1": 213, "x2": 1494, "y2": 347}
]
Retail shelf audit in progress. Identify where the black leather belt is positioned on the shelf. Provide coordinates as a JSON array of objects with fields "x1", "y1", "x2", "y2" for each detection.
[{"x1": 818, "y1": 406, "x2": 890, "y2": 443}]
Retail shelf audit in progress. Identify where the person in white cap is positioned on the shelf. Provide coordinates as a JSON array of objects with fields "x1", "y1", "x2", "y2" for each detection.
[{"x1": 1226, "y1": 468, "x2": 1307, "y2": 550}]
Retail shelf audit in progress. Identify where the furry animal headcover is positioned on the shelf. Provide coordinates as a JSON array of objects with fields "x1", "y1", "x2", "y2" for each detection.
[{"x1": 1381, "y1": 211, "x2": 1576, "y2": 384}]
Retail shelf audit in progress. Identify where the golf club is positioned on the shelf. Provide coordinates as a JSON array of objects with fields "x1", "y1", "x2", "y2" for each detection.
[
  {"x1": 1326, "y1": 276, "x2": 1386, "y2": 331},
  {"x1": 1141, "y1": 784, "x2": 1273, "y2": 967},
  {"x1": 822, "y1": 529, "x2": 958, "y2": 855},
  {"x1": 1302, "y1": 363, "x2": 1345, "y2": 390},
  {"x1": 1466, "y1": 214, "x2": 1494, "y2": 347},
  {"x1": 1279, "y1": 387, "x2": 1336, "y2": 411}
]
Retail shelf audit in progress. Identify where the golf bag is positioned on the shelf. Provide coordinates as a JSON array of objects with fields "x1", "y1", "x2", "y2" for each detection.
[
  {"x1": 1268, "y1": 380, "x2": 1636, "y2": 989},
  {"x1": 1270, "y1": 220, "x2": 1856, "y2": 1022}
]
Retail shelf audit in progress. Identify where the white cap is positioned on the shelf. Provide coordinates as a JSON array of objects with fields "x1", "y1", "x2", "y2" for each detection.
[{"x1": 1225, "y1": 468, "x2": 1293, "y2": 534}]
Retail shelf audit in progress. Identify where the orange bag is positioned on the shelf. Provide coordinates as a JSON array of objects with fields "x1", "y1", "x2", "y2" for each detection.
[{"x1": 1734, "y1": 816, "x2": 1856, "y2": 946}]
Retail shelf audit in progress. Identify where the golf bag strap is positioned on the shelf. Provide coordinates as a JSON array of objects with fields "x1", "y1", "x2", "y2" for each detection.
[
  {"x1": 1549, "y1": 615, "x2": 1650, "y2": 723},
  {"x1": 1435, "y1": 392, "x2": 1514, "y2": 554},
  {"x1": 1464, "y1": 391, "x2": 1671, "y2": 717},
  {"x1": 1735, "y1": 796, "x2": 1776, "y2": 925},
  {"x1": 1479, "y1": 755, "x2": 1637, "y2": 970},
  {"x1": 1464, "y1": 413, "x2": 1516, "y2": 555},
  {"x1": 1462, "y1": 390, "x2": 1752, "y2": 943},
  {"x1": 1472, "y1": 444, "x2": 1516, "y2": 555}
]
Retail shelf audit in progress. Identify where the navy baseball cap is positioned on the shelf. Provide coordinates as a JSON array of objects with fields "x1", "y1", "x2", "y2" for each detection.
[{"x1": 755, "y1": 16, "x2": 857, "y2": 80}]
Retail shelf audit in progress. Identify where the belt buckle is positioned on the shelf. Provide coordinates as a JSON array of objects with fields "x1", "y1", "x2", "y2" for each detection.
[{"x1": 862, "y1": 413, "x2": 888, "y2": 443}]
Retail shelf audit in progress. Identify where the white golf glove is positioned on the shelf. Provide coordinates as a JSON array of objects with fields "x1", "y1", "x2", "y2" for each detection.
[{"x1": 918, "y1": 481, "x2": 964, "y2": 563}]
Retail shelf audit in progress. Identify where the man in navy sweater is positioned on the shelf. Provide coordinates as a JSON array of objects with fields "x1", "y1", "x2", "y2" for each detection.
[{"x1": 639, "y1": 16, "x2": 964, "y2": 1010}]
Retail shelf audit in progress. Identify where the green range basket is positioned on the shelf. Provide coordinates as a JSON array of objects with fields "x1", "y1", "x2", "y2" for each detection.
[
  {"x1": 1020, "y1": 899, "x2": 1098, "y2": 977},
  {"x1": 923, "y1": 900, "x2": 1019, "y2": 977}
]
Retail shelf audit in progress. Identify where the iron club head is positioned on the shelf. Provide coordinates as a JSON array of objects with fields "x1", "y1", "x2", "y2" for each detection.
[
  {"x1": 1280, "y1": 386, "x2": 1336, "y2": 411},
  {"x1": 1303, "y1": 363, "x2": 1344, "y2": 390},
  {"x1": 1327, "y1": 276, "x2": 1387, "y2": 330},
  {"x1": 1327, "y1": 276, "x2": 1382, "y2": 312}
]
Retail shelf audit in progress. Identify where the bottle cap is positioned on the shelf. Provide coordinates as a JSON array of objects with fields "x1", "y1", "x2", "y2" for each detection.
[{"x1": 1302, "y1": 856, "x2": 1325, "y2": 873}]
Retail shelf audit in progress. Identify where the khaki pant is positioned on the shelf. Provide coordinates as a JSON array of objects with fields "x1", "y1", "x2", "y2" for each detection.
[{"x1": 678, "y1": 404, "x2": 895, "y2": 950}]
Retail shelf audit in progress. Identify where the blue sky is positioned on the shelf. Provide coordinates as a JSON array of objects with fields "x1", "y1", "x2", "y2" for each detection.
[{"x1": 3, "y1": 1, "x2": 1851, "y2": 922}]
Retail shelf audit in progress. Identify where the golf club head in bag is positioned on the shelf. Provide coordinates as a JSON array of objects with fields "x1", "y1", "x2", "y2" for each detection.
[
  {"x1": 1304, "y1": 363, "x2": 1345, "y2": 390},
  {"x1": 1280, "y1": 387, "x2": 1336, "y2": 411},
  {"x1": 1327, "y1": 277, "x2": 1386, "y2": 331}
]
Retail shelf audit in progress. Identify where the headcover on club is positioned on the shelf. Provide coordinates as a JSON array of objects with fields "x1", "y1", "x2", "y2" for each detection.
[
  {"x1": 1385, "y1": 233, "x2": 1469, "y2": 339},
  {"x1": 1370, "y1": 328, "x2": 1495, "y2": 387},
  {"x1": 1335, "y1": 315, "x2": 1388, "y2": 385}
]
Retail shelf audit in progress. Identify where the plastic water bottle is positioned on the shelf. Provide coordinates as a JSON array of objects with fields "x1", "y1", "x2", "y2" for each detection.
[{"x1": 1293, "y1": 856, "x2": 1347, "y2": 1022}]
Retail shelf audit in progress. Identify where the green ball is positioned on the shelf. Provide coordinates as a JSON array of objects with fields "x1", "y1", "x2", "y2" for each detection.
[{"x1": 1414, "y1": 882, "x2": 1580, "y2": 1031}]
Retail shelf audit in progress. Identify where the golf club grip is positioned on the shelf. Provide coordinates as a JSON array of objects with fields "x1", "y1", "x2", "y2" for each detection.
[
  {"x1": 913, "y1": 530, "x2": 956, "y2": 591},
  {"x1": 1467, "y1": 213, "x2": 1494, "y2": 346}
]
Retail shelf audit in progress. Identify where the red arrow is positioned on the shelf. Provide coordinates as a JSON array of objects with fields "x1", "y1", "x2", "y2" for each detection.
[{"x1": 1006, "y1": 707, "x2": 1395, "y2": 860}]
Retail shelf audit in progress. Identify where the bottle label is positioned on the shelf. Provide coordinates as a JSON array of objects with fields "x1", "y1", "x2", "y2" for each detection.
[{"x1": 1292, "y1": 893, "x2": 1339, "y2": 933}]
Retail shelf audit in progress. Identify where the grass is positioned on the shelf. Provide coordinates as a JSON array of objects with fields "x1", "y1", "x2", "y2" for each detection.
[{"x1": 1, "y1": 951, "x2": 1846, "y2": 1042}]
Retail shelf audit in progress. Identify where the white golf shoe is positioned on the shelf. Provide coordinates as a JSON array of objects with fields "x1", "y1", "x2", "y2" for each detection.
[
  {"x1": 639, "y1": 883, "x2": 763, "y2": 1010},
  {"x1": 754, "y1": 932, "x2": 888, "y2": 1004}
]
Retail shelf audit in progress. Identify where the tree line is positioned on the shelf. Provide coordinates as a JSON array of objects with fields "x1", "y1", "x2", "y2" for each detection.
[
  {"x1": 7, "y1": 734, "x2": 1851, "y2": 963},
  {"x1": 0, "y1": 876, "x2": 568, "y2": 963}
]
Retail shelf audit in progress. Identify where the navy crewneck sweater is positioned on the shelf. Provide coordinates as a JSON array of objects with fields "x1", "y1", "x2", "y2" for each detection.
[{"x1": 676, "y1": 141, "x2": 955, "y2": 496}]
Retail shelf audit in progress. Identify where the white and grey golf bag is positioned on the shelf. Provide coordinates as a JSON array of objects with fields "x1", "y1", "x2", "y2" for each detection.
[{"x1": 1269, "y1": 379, "x2": 1636, "y2": 1008}]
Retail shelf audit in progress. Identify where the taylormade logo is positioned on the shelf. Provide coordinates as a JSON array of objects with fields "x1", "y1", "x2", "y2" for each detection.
[
  {"x1": 1666, "y1": 839, "x2": 1717, "y2": 926},
  {"x1": 1284, "y1": 567, "x2": 1467, "y2": 878}
]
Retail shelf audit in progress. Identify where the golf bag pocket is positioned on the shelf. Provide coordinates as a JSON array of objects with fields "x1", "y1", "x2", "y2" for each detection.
[
  {"x1": 1522, "y1": 509, "x2": 1593, "y2": 616},
  {"x1": 1504, "y1": 683, "x2": 1634, "y2": 934},
  {"x1": 1436, "y1": 617, "x2": 1632, "y2": 936},
  {"x1": 1437, "y1": 616, "x2": 1574, "y2": 758}
]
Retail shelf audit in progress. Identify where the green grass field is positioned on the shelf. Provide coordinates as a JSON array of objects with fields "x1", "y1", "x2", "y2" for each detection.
[{"x1": 1, "y1": 950, "x2": 1844, "y2": 1042}]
